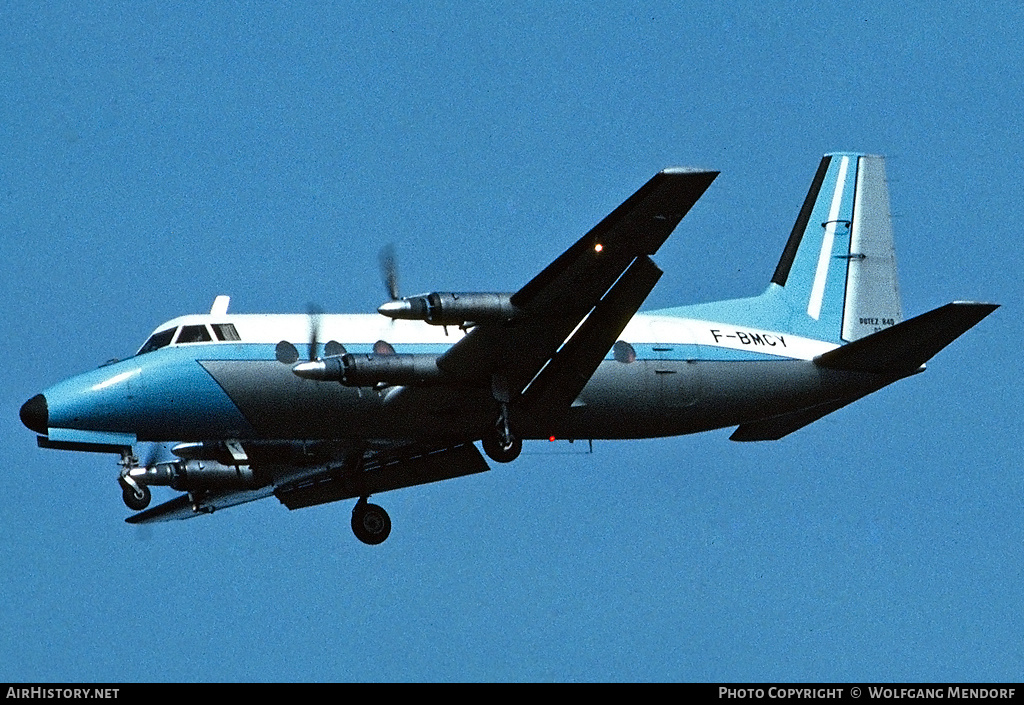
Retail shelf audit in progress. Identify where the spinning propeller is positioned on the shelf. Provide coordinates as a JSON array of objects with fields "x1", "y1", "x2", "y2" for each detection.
[
  {"x1": 307, "y1": 303, "x2": 323, "y2": 361},
  {"x1": 285, "y1": 247, "x2": 399, "y2": 378},
  {"x1": 379, "y1": 243, "x2": 400, "y2": 302}
]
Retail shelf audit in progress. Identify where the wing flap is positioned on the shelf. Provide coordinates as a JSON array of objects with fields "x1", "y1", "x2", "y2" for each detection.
[
  {"x1": 276, "y1": 442, "x2": 489, "y2": 510},
  {"x1": 521, "y1": 255, "x2": 663, "y2": 413}
]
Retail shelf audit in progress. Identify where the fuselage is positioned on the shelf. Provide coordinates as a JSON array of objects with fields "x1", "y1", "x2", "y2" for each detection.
[{"x1": 27, "y1": 308, "x2": 886, "y2": 449}]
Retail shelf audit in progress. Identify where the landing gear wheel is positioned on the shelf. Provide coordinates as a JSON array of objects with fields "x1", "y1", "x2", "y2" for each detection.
[
  {"x1": 351, "y1": 501, "x2": 391, "y2": 545},
  {"x1": 482, "y1": 433, "x2": 522, "y2": 463},
  {"x1": 121, "y1": 482, "x2": 151, "y2": 511}
]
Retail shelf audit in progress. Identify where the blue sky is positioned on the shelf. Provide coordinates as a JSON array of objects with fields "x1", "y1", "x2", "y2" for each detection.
[{"x1": 1, "y1": 2, "x2": 1020, "y2": 682}]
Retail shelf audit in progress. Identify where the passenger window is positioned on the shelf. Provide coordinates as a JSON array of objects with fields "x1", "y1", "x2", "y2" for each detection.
[
  {"x1": 212, "y1": 323, "x2": 241, "y2": 341},
  {"x1": 176, "y1": 325, "x2": 212, "y2": 344},
  {"x1": 137, "y1": 328, "x2": 176, "y2": 355},
  {"x1": 613, "y1": 340, "x2": 636, "y2": 363}
]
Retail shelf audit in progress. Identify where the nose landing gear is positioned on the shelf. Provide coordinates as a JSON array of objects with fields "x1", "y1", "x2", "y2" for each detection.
[
  {"x1": 118, "y1": 450, "x2": 152, "y2": 511},
  {"x1": 118, "y1": 474, "x2": 151, "y2": 511}
]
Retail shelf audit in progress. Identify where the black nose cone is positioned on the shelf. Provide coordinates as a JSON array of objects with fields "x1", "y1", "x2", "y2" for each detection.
[{"x1": 20, "y1": 394, "x2": 48, "y2": 434}]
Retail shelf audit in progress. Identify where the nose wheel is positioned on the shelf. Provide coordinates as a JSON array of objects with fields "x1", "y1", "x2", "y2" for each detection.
[
  {"x1": 119, "y1": 477, "x2": 151, "y2": 511},
  {"x1": 351, "y1": 499, "x2": 391, "y2": 545},
  {"x1": 118, "y1": 451, "x2": 152, "y2": 511}
]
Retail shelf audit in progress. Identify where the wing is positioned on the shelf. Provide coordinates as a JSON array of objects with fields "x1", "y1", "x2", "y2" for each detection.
[
  {"x1": 125, "y1": 169, "x2": 717, "y2": 524},
  {"x1": 125, "y1": 440, "x2": 490, "y2": 523},
  {"x1": 124, "y1": 486, "x2": 276, "y2": 523},
  {"x1": 436, "y1": 167, "x2": 718, "y2": 412}
]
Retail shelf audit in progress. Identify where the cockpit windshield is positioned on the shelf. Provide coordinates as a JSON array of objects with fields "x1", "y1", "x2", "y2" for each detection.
[
  {"x1": 137, "y1": 328, "x2": 176, "y2": 356},
  {"x1": 136, "y1": 322, "x2": 241, "y2": 356}
]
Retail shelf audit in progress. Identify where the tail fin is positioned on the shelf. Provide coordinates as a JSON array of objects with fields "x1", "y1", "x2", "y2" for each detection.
[
  {"x1": 771, "y1": 153, "x2": 902, "y2": 342},
  {"x1": 657, "y1": 153, "x2": 903, "y2": 344}
]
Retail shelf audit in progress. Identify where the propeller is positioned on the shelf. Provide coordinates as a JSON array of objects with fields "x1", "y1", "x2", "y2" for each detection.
[
  {"x1": 307, "y1": 303, "x2": 323, "y2": 361},
  {"x1": 292, "y1": 248, "x2": 399, "y2": 376},
  {"x1": 275, "y1": 303, "x2": 327, "y2": 365},
  {"x1": 379, "y1": 244, "x2": 400, "y2": 301}
]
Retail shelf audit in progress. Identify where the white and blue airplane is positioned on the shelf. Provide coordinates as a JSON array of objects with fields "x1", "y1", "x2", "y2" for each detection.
[{"x1": 20, "y1": 153, "x2": 997, "y2": 544}]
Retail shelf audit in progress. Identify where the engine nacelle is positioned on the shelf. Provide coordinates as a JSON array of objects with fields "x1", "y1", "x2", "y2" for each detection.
[
  {"x1": 171, "y1": 441, "x2": 238, "y2": 465},
  {"x1": 377, "y1": 292, "x2": 518, "y2": 326},
  {"x1": 128, "y1": 460, "x2": 260, "y2": 491},
  {"x1": 292, "y1": 353, "x2": 444, "y2": 387}
]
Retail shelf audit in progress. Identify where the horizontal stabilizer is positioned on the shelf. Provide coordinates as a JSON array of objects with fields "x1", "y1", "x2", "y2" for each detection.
[
  {"x1": 814, "y1": 302, "x2": 998, "y2": 375},
  {"x1": 730, "y1": 392, "x2": 872, "y2": 442}
]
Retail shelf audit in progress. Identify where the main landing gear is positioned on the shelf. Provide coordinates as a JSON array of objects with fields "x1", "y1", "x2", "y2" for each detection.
[
  {"x1": 481, "y1": 432, "x2": 522, "y2": 463},
  {"x1": 351, "y1": 498, "x2": 391, "y2": 545},
  {"x1": 481, "y1": 400, "x2": 522, "y2": 463}
]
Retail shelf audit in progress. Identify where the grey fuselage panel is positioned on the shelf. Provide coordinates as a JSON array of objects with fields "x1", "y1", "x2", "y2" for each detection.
[{"x1": 198, "y1": 357, "x2": 893, "y2": 444}]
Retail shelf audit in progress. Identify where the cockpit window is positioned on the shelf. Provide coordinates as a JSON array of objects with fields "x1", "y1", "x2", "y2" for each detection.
[
  {"x1": 137, "y1": 328, "x2": 176, "y2": 355},
  {"x1": 212, "y1": 323, "x2": 241, "y2": 341},
  {"x1": 175, "y1": 325, "x2": 212, "y2": 344}
]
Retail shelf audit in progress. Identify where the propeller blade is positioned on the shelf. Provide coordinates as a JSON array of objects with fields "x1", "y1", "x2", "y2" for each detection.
[
  {"x1": 307, "y1": 304, "x2": 323, "y2": 361},
  {"x1": 379, "y1": 244, "x2": 399, "y2": 301}
]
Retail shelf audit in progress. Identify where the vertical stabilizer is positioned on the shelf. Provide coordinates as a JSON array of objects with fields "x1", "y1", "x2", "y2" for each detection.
[
  {"x1": 841, "y1": 156, "x2": 902, "y2": 341},
  {"x1": 655, "y1": 153, "x2": 904, "y2": 344},
  {"x1": 770, "y1": 153, "x2": 902, "y2": 342}
]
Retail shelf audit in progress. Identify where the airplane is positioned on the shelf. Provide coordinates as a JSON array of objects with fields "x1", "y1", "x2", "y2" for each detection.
[{"x1": 19, "y1": 152, "x2": 997, "y2": 545}]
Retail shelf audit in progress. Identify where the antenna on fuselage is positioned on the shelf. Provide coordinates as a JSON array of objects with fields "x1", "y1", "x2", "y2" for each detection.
[{"x1": 210, "y1": 295, "x2": 230, "y2": 315}]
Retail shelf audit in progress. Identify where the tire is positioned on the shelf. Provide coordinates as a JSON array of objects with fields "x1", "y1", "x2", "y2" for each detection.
[
  {"x1": 122, "y1": 483, "x2": 151, "y2": 511},
  {"x1": 481, "y1": 433, "x2": 522, "y2": 463},
  {"x1": 351, "y1": 502, "x2": 392, "y2": 545}
]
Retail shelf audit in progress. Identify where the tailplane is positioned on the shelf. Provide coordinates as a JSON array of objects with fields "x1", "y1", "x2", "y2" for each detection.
[
  {"x1": 813, "y1": 301, "x2": 998, "y2": 375},
  {"x1": 730, "y1": 301, "x2": 998, "y2": 441}
]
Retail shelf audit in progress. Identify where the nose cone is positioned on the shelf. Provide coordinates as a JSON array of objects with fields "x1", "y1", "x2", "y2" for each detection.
[{"x1": 20, "y1": 394, "x2": 48, "y2": 434}]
